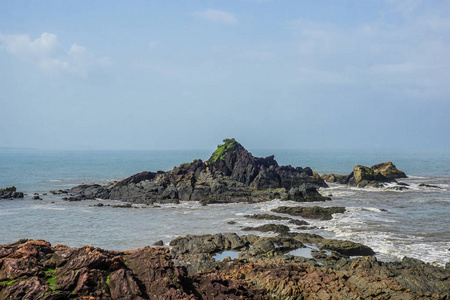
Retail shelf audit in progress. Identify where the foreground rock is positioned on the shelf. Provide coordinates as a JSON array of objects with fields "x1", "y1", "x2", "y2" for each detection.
[
  {"x1": 170, "y1": 233, "x2": 449, "y2": 299},
  {"x1": 69, "y1": 138, "x2": 330, "y2": 204},
  {"x1": 0, "y1": 239, "x2": 268, "y2": 300},
  {"x1": 322, "y1": 161, "x2": 408, "y2": 188},
  {"x1": 1, "y1": 237, "x2": 448, "y2": 299},
  {"x1": 0, "y1": 186, "x2": 24, "y2": 199}
]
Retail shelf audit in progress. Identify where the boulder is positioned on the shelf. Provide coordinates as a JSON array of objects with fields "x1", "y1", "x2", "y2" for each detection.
[{"x1": 370, "y1": 162, "x2": 407, "y2": 179}]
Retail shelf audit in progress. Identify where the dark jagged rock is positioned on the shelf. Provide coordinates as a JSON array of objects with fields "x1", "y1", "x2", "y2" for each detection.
[
  {"x1": 244, "y1": 214, "x2": 310, "y2": 226},
  {"x1": 69, "y1": 138, "x2": 329, "y2": 204},
  {"x1": 322, "y1": 161, "x2": 407, "y2": 188},
  {"x1": 272, "y1": 205, "x2": 346, "y2": 220},
  {"x1": 0, "y1": 186, "x2": 24, "y2": 199},
  {"x1": 419, "y1": 183, "x2": 443, "y2": 189},
  {"x1": 244, "y1": 213, "x2": 290, "y2": 221},
  {"x1": 242, "y1": 224, "x2": 290, "y2": 234}
]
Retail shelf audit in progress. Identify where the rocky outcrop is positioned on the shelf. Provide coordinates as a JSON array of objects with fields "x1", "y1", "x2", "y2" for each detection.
[
  {"x1": 1, "y1": 237, "x2": 448, "y2": 299},
  {"x1": 242, "y1": 224, "x2": 291, "y2": 234},
  {"x1": 69, "y1": 138, "x2": 330, "y2": 204},
  {"x1": 271, "y1": 206, "x2": 346, "y2": 220},
  {"x1": 0, "y1": 186, "x2": 24, "y2": 199},
  {"x1": 322, "y1": 161, "x2": 408, "y2": 188}
]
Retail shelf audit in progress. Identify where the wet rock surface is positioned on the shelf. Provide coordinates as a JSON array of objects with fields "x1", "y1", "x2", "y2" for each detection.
[
  {"x1": 1, "y1": 236, "x2": 448, "y2": 299},
  {"x1": 68, "y1": 139, "x2": 330, "y2": 204},
  {"x1": 271, "y1": 205, "x2": 346, "y2": 220}
]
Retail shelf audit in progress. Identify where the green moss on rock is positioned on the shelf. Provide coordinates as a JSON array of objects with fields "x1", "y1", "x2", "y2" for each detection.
[{"x1": 208, "y1": 138, "x2": 241, "y2": 164}]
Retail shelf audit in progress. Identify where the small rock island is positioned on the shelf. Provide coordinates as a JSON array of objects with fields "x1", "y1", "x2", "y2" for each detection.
[{"x1": 69, "y1": 138, "x2": 330, "y2": 204}]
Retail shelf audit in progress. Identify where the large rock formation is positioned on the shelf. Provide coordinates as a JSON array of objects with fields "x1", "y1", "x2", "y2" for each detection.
[
  {"x1": 69, "y1": 139, "x2": 330, "y2": 204},
  {"x1": 322, "y1": 161, "x2": 408, "y2": 188}
]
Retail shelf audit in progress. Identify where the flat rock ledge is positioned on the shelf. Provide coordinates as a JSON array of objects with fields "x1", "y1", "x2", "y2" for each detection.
[{"x1": 2, "y1": 235, "x2": 448, "y2": 300}]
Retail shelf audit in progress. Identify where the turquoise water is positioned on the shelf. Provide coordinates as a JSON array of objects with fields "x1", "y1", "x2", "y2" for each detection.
[{"x1": 0, "y1": 148, "x2": 449, "y2": 266}]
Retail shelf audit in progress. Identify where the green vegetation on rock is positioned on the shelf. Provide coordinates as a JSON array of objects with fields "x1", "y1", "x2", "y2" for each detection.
[
  {"x1": 46, "y1": 269, "x2": 57, "y2": 291},
  {"x1": 208, "y1": 138, "x2": 241, "y2": 164},
  {"x1": 0, "y1": 186, "x2": 16, "y2": 192},
  {"x1": 1, "y1": 279, "x2": 19, "y2": 286},
  {"x1": 180, "y1": 159, "x2": 201, "y2": 168}
]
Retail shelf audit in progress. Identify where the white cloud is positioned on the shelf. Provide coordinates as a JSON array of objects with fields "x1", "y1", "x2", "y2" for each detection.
[
  {"x1": 0, "y1": 32, "x2": 58, "y2": 58},
  {"x1": 193, "y1": 9, "x2": 238, "y2": 24},
  {"x1": 285, "y1": 4, "x2": 450, "y2": 99},
  {"x1": 0, "y1": 32, "x2": 109, "y2": 78}
]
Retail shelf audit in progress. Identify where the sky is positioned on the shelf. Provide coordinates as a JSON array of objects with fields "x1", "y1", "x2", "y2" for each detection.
[{"x1": 0, "y1": 0, "x2": 449, "y2": 150}]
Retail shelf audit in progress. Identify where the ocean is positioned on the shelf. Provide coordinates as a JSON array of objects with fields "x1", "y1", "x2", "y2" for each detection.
[{"x1": 0, "y1": 148, "x2": 449, "y2": 267}]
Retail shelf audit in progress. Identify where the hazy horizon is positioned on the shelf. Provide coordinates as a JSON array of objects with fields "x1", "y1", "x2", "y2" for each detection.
[{"x1": 1, "y1": 1, "x2": 449, "y2": 151}]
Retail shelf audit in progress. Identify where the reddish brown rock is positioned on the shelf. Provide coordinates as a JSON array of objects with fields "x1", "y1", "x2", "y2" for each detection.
[
  {"x1": 0, "y1": 240, "x2": 266, "y2": 299},
  {"x1": 1, "y1": 239, "x2": 449, "y2": 299}
]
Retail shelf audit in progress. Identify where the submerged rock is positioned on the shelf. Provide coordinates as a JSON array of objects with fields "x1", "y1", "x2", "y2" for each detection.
[{"x1": 271, "y1": 206, "x2": 346, "y2": 220}]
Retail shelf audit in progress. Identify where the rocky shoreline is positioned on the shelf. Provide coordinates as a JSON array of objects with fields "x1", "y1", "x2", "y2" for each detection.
[{"x1": 1, "y1": 235, "x2": 448, "y2": 299}]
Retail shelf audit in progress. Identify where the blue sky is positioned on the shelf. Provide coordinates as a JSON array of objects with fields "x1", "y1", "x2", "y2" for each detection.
[{"x1": 1, "y1": 0, "x2": 449, "y2": 150}]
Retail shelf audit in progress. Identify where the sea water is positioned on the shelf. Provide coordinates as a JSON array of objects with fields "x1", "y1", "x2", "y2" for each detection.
[{"x1": 0, "y1": 148, "x2": 449, "y2": 266}]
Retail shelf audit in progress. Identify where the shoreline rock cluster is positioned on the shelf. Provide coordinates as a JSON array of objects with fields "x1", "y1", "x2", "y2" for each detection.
[
  {"x1": 322, "y1": 161, "x2": 408, "y2": 189},
  {"x1": 0, "y1": 186, "x2": 23, "y2": 199},
  {"x1": 1, "y1": 237, "x2": 448, "y2": 299}
]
